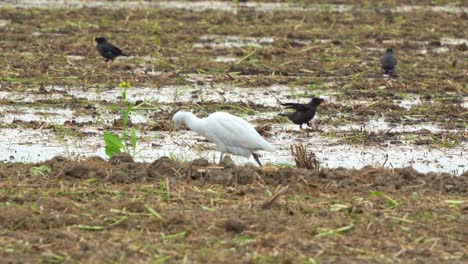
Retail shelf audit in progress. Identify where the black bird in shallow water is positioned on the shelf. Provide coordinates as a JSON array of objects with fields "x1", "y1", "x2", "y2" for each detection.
[
  {"x1": 380, "y1": 48, "x2": 397, "y2": 77},
  {"x1": 95, "y1": 37, "x2": 127, "y2": 62},
  {"x1": 279, "y1": 97, "x2": 324, "y2": 129}
]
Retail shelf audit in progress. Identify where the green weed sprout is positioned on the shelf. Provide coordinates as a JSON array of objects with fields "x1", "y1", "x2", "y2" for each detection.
[{"x1": 103, "y1": 81, "x2": 138, "y2": 158}]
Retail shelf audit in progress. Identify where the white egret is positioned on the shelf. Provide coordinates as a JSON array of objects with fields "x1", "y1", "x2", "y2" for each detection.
[{"x1": 171, "y1": 111, "x2": 275, "y2": 166}]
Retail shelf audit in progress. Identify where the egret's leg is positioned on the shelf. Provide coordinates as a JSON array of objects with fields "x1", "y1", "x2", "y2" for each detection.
[
  {"x1": 219, "y1": 152, "x2": 224, "y2": 164},
  {"x1": 252, "y1": 153, "x2": 262, "y2": 167}
]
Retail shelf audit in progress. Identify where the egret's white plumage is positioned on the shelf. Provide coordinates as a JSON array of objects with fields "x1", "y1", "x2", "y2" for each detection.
[{"x1": 172, "y1": 111, "x2": 275, "y2": 166}]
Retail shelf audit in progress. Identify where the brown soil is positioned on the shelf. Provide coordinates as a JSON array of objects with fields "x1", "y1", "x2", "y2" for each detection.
[{"x1": 1, "y1": 157, "x2": 467, "y2": 263}]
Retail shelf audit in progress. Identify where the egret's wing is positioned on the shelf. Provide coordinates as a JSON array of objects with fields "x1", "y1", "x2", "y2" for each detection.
[
  {"x1": 281, "y1": 102, "x2": 308, "y2": 112},
  {"x1": 204, "y1": 114, "x2": 273, "y2": 152}
]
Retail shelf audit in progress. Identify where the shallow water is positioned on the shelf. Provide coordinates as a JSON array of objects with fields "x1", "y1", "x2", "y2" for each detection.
[
  {"x1": 334, "y1": 117, "x2": 457, "y2": 134},
  {"x1": 0, "y1": 82, "x2": 466, "y2": 175},
  {"x1": 42, "y1": 84, "x2": 317, "y2": 106},
  {"x1": 194, "y1": 35, "x2": 274, "y2": 49},
  {"x1": 0, "y1": 105, "x2": 149, "y2": 125},
  {"x1": 2, "y1": 1, "x2": 467, "y2": 14},
  {"x1": 212, "y1": 56, "x2": 239, "y2": 63},
  {"x1": 197, "y1": 35, "x2": 468, "y2": 50},
  {"x1": 1, "y1": 125, "x2": 465, "y2": 175}
]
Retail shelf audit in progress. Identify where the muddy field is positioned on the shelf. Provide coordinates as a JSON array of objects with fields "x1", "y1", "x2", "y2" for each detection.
[
  {"x1": 0, "y1": 0, "x2": 467, "y2": 263},
  {"x1": 0, "y1": 156, "x2": 467, "y2": 263}
]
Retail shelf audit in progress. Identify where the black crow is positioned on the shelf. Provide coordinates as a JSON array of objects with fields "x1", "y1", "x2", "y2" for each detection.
[
  {"x1": 279, "y1": 97, "x2": 324, "y2": 129},
  {"x1": 95, "y1": 37, "x2": 127, "y2": 62},
  {"x1": 380, "y1": 48, "x2": 397, "y2": 77}
]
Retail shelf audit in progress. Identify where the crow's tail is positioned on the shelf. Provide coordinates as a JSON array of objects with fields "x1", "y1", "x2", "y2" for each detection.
[{"x1": 278, "y1": 113, "x2": 288, "y2": 116}]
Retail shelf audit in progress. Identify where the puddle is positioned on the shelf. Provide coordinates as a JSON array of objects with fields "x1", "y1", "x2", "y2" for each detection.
[
  {"x1": 391, "y1": 5, "x2": 468, "y2": 14},
  {"x1": 1, "y1": 82, "x2": 466, "y2": 175},
  {"x1": 393, "y1": 96, "x2": 423, "y2": 110},
  {"x1": 212, "y1": 56, "x2": 239, "y2": 63},
  {"x1": 0, "y1": 1, "x2": 351, "y2": 13},
  {"x1": 2, "y1": 1, "x2": 466, "y2": 14},
  {"x1": 0, "y1": 91, "x2": 66, "y2": 103},
  {"x1": 66, "y1": 55, "x2": 86, "y2": 61},
  {"x1": 440, "y1": 37, "x2": 468, "y2": 46},
  {"x1": 73, "y1": 83, "x2": 337, "y2": 107},
  {"x1": 1, "y1": 127, "x2": 465, "y2": 175},
  {"x1": 418, "y1": 47, "x2": 450, "y2": 54},
  {"x1": 334, "y1": 117, "x2": 455, "y2": 134},
  {"x1": 0, "y1": 105, "x2": 149, "y2": 126},
  {"x1": 194, "y1": 35, "x2": 346, "y2": 49},
  {"x1": 194, "y1": 35, "x2": 274, "y2": 49},
  {"x1": 42, "y1": 84, "x2": 316, "y2": 106},
  {"x1": 383, "y1": 37, "x2": 468, "y2": 47}
]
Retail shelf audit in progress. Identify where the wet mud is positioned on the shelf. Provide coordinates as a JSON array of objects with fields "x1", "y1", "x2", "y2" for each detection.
[{"x1": 0, "y1": 1, "x2": 467, "y2": 262}]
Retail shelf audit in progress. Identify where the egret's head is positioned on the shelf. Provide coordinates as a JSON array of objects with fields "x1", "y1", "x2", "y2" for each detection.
[{"x1": 172, "y1": 111, "x2": 190, "y2": 130}]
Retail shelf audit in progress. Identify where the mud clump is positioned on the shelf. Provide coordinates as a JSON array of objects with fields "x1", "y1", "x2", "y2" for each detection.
[
  {"x1": 109, "y1": 153, "x2": 134, "y2": 164},
  {"x1": 224, "y1": 218, "x2": 246, "y2": 233},
  {"x1": 2, "y1": 157, "x2": 466, "y2": 194},
  {"x1": 64, "y1": 164, "x2": 102, "y2": 179},
  {"x1": 148, "y1": 156, "x2": 182, "y2": 178},
  {"x1": 220, "y1": 155, "x2": 236, "y2": 169},
  {"x1": 191, "y1": 158, "x2": 210, "y2": 167},
  {"x1": 371, "y1": 167, "x2": 467, "y2": 193}
]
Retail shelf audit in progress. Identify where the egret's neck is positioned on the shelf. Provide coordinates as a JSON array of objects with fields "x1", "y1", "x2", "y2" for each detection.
[{"x1": 184, "y1": 113, "x2": 205, "y2": 133}]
